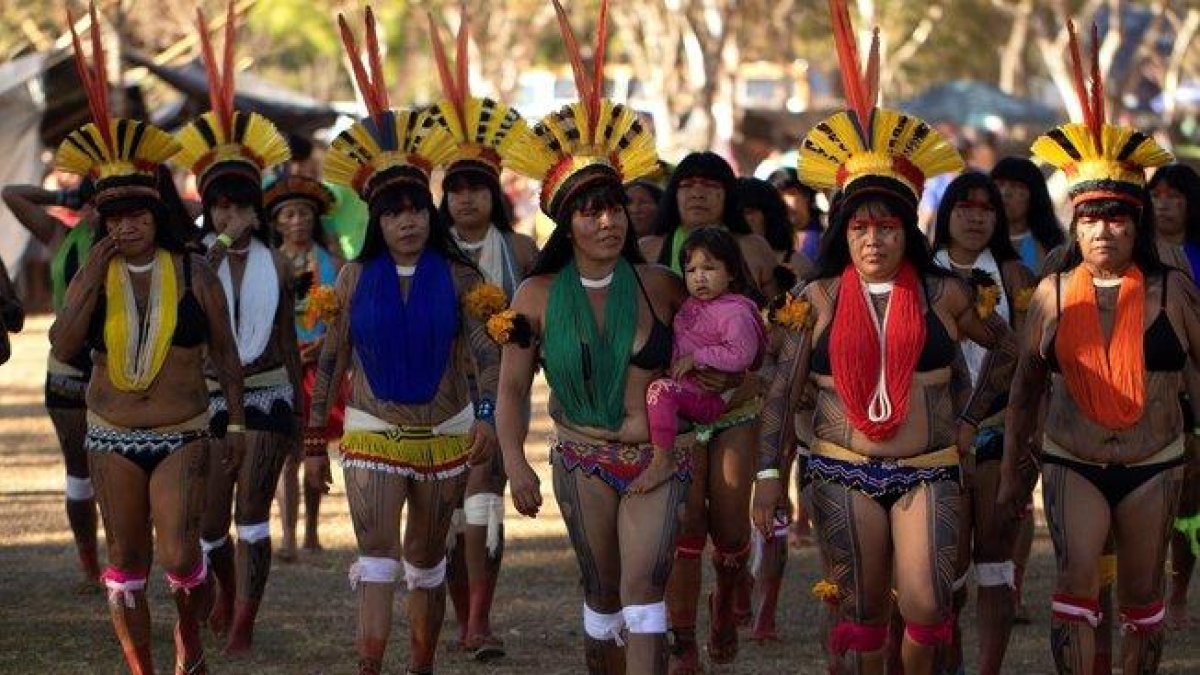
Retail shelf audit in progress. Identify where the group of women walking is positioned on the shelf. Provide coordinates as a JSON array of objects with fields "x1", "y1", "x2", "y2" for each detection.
[{"x1": 5, "y1": 1, "x2": 1198, "y2": 674}]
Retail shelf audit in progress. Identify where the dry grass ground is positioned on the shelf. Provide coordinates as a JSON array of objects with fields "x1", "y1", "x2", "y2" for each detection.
[{"x1": 1, "y1": 316, "x2": 1197, "y2": 674}]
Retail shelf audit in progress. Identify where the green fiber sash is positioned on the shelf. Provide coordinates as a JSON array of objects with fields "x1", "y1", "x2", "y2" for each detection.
[
  {"x1": 51, "y1": 223, "x2": 94, "y2": 311},
  {"x1": 542, "y1": 259, "x2": 637, "y2": 430}
]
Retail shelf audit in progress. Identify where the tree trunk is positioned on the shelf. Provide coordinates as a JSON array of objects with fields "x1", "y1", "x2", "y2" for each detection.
[{"x1": 998, "y1": 0, "x2": 1032, "y2": 95}]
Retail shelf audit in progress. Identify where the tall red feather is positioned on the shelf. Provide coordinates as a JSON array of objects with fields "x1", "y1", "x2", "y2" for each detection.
[
  {"x1": 338, "y1": 13, "x2": 383, "y2": 120},
  {"x1": 829, "y1": 0, "x2": 871, "y2": 137},
  {"x1": 196, "y1": 8, "x2": 225, "y2": 132},
  {"x1": 551, "y1": 0, "x2": 593, "y2": 117},
  {"x1": 427, "y1": 13, "x2": 460, "y2": 113},
  {"x1": 589, "y1": 0, "x2": 609, "y2": 138},
  {"x1": 364, "y1": 7, "x2": 388, "y2": 110},
  {"x1": 1089, "y1": 24, "x2": 1106, "y2": 136},
  {"x1": 219, "y1": 0, "x2": 237, "y2": 135},
  {"x1": 864, "y1": 28, "x2": 880, "y2": 111},
  {"x1": 455, "y1": 4, "x2": 470, "y2": 105},
  {"x1": 1066, "y1": 21, "x2": 1101, "y2": 153},
  {"x1": 87, "y1": 2, "x2": 111, "y2": 137},
  {"x1": 66, "y1": 4, "x2": 113, "y2": 154}
]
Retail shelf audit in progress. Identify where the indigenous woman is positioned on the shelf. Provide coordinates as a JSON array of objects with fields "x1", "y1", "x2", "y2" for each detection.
[
  {"x1": 498, "y1": 2, "x2": 687, "y2": 672},
  {"x1": 932, "y1": 171, "x2": 1036, "y2": 674},
  {"x1": 754, "y1": 5, "x2": 1015, "y2": 674},
  {"x1": 264, "y1": 174, "x2": 341, "y2": 560},
  {"x1": 1147, "y1": 164, "x2": 1200, "y2": 627},
  {"x1": 990, "y1": 157, "x2": 1065, "y2": 274},
  {"x1": 626, "y1": 179, "x2": 664, "y2": 239},
  {"x1": 768, "y1": 166, "x2": 825, "y2": 264},
  {"x1": 425, "y1": 11, "x2": 537, "y2": 660},
  {"x1": 308, "y1": 11, "x2": 499, "y2": 675},
  {"x1": 47, "y1": 8, "x2": 245, "y2": 672},
  {"x1": 2, "y1": 176, "x2": 100, "y2": 582},
  {"x1": 738, "y1": 176, "x2": 816, "y2": 289},
  {"x1": 174, "y1": 6, "x2": 299, "y2": 653},
  {"x1": 998, "y1": 26, "x2": 1196, "y2": 675}
]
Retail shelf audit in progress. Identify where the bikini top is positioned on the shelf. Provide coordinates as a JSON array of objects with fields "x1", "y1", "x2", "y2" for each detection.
[
  {"x1": 1045, "y1": 270, "x2": 1186, "y2": 374},
  {"x1": 628, "y1": 270, "x2": 673, "y2": 371},
  {"x1": 89, "y1": 254, "x2": 208, "y2": 353},
  {"x1": 810, "y1": 278, "x2": 956, "y2": 376}
]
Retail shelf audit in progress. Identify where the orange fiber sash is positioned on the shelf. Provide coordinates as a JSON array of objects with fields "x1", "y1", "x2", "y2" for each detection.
[{"x1": 1054, "y1": 265, "x2": 1146, "y2": 430}]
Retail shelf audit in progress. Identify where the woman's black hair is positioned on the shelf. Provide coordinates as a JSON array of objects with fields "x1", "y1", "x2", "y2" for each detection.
[
  {"x1": 989, "y1": 157, "x2": 1065, "y2": 250},
  {"x1": 356, "y1": 182, "x2": 478, "y2": 271},
  {"x1": 932, "y1": 172, "x2": 1020, "y2": 263},
  {"x1": 95, "y1": 166, "x2": 196, "y2": 254},
  {"x1": 767, "y1": 167, "x2": 823, "y2": 232},
  {"x1": 652, "y1": 151, "x2": 750, "y2": 249},
  {"x1": 815, "y1": 190, "x2": 949, "y2": 280},
  {"x1": 679, "y1": 226, "x2": 755, "y2": 297},
  {"x1": 1046, "y1": 193, "x2": 1165, "y2": 275},
  {"x1": 200, "y1": 171, "x2": 270, "y2": 244},
  {"x1": 1147, "y1": 163, "x2": 1200, "y2": 247},
  {"x1": 528, "y1": 182, "x2": 645, "y2": 278},
  {"x1": 438, "y1": 171, "x2": 514, "y2": 232},
  {"x1": 626, "y1": 179, "x2": 664, "y2": 205},
  {"x1": 736, "y1": 177, "x2": 795, "y2": 256}
]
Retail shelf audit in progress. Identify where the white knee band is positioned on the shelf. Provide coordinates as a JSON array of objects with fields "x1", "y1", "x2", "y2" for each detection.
[
  {"x1": 464, "y1": 492, "x2": 505, "y2": 556},
  {"x1": 65, "y1": 476, "x2": 94, "y2": 501},
  {"x1": 200, "y1": 536, "x2": 228, "y2": 554},
  {"x1": 445, "y1": 508, "x2": 466, "y2": 552},
  {"x1": 236, "y1": 521, "x2": 271, "y2": 544},
  {"x1": 101, "y1": 570, "x2": 148, "y2": 609},
  {"x1": 404, "y1": 557, "x2": 447, "y2": 591},
  {"x1": 952, "y1": 570, "x2": 971, "y2": 592},
  {"x1": 622, "y1": 601, "x2": 667, "y2": 634},
  {"x1": 583, "y1": 604, "x2": 626, "y2": 644},
  {"x1": 976, "y1": 561, "x2": 1016, "y2": 589},
  {"x1": 348, "y1": 556, "x2": 401, "y2": 589}
]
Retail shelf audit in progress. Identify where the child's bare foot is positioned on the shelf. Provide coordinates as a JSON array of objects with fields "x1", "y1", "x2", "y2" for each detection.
[{"x1": 627, "y1": 452, "x2": 677, "y2": 495}]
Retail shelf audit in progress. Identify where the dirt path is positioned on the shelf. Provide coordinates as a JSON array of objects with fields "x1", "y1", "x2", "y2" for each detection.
[{"x1": 1, "y1": 317, "x2": 1196, "y2": 673}]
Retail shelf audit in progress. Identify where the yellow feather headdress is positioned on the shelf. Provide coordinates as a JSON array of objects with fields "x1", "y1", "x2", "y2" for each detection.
[
  {"x1": 503, "y1": 0, "x2": 658, "y2": 222},
  {"x1": 173, "y1": 1, "x2": 290, "y2": 193},
  {"x1": 797, "y1": 0, "x2": 962, "y2": 209},
  {"x1": 426, "y1": 7, "x2": 530, "y2": 180},
  {"x1": 55, "y1": 2, "x2": 179, "y2": 207},
  {"x1": 1030, "y1": 22, "x2": 1171, "y2": 207},
  {"x1": 323, "y1": 7, "x2": 456, "y2": 202}
]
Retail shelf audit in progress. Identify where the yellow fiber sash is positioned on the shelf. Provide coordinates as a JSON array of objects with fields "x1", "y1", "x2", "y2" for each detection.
[{"x1": 104, "y1": 250, "x2": 178, "y2": 392}]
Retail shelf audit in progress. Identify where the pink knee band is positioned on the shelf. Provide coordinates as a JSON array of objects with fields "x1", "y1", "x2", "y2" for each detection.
[
  {"x1": 166, "y1": 558, "x2": 208, "y2": 594},
  {"x1": 829, "y1": 620, "x2": 887, "y2": 655},
  {"x1": 102, "y1": 567, "x2": 148, "y2": 609},
  {"x1": 904, "y1": 616, "x2": 955, "y2": 647},
  {"x1": 676, "y1": 535, "x2": 706, "y2": 560},
  {"x1": 1051, "y1": 593, "x2": 1102, "y2": 628},
  {"x1": 1119, "y1": 601, "x2": 1165, "y2": 635}
]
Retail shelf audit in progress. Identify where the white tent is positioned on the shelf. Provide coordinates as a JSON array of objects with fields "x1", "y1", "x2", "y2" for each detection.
[{"x1": 0, "y1": 52, "x2": 54, "y2": 272}]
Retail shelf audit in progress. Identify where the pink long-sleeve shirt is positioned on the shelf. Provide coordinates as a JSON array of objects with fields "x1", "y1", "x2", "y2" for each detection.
[{"x1": 672, "y1": 293, "x2": 767, "y2": 373}]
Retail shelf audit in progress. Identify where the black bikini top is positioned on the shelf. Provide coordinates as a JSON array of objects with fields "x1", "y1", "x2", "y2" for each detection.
[
  {"x1": 1045, "y1": 270, "x2": 1186, "y2": 374},
  {"x1": 629, "y1": 270, "x2": 673, "y2": 371},
  {"x1": 810, "y1": 278, "x2": 956, "y2": 376},
  {"x1": 89, "y1": 254, "x2": 209, "y2": 353}
]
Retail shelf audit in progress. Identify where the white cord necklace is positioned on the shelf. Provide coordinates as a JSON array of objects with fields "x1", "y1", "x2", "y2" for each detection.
[
  {"x1": 125, "y1": 258, "x2": 156, "y2": 274},
  {"x1": 1092, "y1": 277, "x2": 1122, "y2": 288},
  {"x1": 580, "y1": 272, "x2": 615, "y2": 289},
  {"x1": 862, "y1": 280, "x2": 894, "y2": 423},
  {"x1": 396, "y1": 265, "x2": 417, "y2": 278}
]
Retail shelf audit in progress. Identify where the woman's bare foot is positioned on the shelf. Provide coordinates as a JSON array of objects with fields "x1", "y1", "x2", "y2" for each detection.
[{"x1": 628, "y1": 451, "x2": 677, "y2": 495}]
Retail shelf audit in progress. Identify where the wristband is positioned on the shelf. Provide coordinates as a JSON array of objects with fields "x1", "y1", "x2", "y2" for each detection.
[
  {"x1": 226, "y1": 423, "x2": 246, "y2": 434},
  {"x1": 756, "y1": 468, "x2": 780, "y2": 481},
  {"x1": 216, "y1": 233, "x2": 234, "y2": 248},
  {"x1": 475, "y1": 397, "x2": 496, "y2": 425}
]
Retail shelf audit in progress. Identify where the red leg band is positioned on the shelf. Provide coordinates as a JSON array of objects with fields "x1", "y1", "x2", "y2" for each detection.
[{"x1": 829, "y1": 620, "x2": 888, "y2": 655}]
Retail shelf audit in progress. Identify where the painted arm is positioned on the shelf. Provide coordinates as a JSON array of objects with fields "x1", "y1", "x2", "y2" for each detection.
[
  {"x1": 49, "y1": 236, "x2": 116, "y2": 362},
  {"x1": 498, "y1": 279, "x2": 543, "y2": 517},
  {"x1": 1, "y1": 185, "x2": 69, "y2": 247},
  {"x1": 274, "y1": 252, "x2": 304, "y2": 414},
  {"x1": 999, "y1": 277, "x2": 1055, "y2": 508},
  {"x1": 308, "y1": 265, "x2": 355, "y2": 429},
  {"x1": 950, "y1": 278, "x2": 1018, "y2": 426}
]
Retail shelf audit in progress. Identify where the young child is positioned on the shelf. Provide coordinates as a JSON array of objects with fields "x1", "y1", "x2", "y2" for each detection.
[{"x1": 630, "y1": 226, "x2": 768, "y2": 494}]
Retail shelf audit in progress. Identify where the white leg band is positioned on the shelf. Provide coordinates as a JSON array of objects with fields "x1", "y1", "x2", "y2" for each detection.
[
  {"x1": 200, "y1": 536, "x2": 228, "y2": 554},
  {"x1": 445, "y1": 508, "x2": 466, "y2": 552},
  {"x1": 103, "y1": 574, "x2": 147, "y2": 609},
  {"x1": 464, "y1": 493, "x2": 506, "y2": 557},
  {"x1": 584, "y1": 604, "x2": 626, "y2": 645},
  {"x1": 976, "y1": 561, "x2": 1016, "y2": 589},
  {"x1": 952, "y1": 570, "x2": 971, "y2": 592},
  {"x1": 236, "y1": 521, "x2": 271, "y2": 544},
  {"x1": 349, "y1": 556, "x2": 401, "y2": 589},
  {"x1": 65, "y1": 476, "x2": 94, "y2": 501},
  {"x1": 622, "y1": 601, "x2": 667, "y2": 634},
  {"x1": 404, "y1": 558, "x2": 447, "y2": 591}
]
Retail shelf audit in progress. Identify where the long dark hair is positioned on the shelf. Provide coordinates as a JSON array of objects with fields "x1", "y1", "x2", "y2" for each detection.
[
  {"x1": 679, "y1": 226, "x2": 755, "y2": 297},
  {"x1": 356, "y1": 183, "x2": 477, "y2": 271},
  {"x1": 96, "y1": 166, "x2": 195, "y2": 254},
  {"x1": 652, "y1": 151, "x2": 749, "y2": 242},
  {"x1": 437, "y1": 171, "x2": 514, "y2": 232},
  {"x1": 1045, "y1": 194, "x2": 1165, "y2": 275},
  {"x1": 815, "y1": 190, "x2": 948, "y2": 280},
  {"x1": 768, "y1": 167, "x2": 822, "y2": 232},
  {"x1": 528, "y1": 182, "x2": 645, "y2": 278},
  {"x1": 1147, "y1": 163, "x2": 1200, "y2": 247},
  {"x1": 199, "y1": 171, "x2": 270, "y2": 244},
  {"x1": 990, "y1": 157, "x2": 1065, "y2": 250},
  {"x1": 737, "y1": 177, "x2": 794, "y2": 256},
  {"x1": 932, "y1": 172, "x2": 1020, "y2": 263}
]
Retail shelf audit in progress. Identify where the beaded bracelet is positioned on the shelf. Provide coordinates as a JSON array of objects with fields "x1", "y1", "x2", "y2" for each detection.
[
  {"x1": 303, "y1": 428, "x2": 329, "y2": 457},
  {"x1": 755, "y1": 468, "x2": 781, "y2": 481},
  {"x1": 476, "y1": 397, "x2": 496, "y2": 426},
  {"x1": 216, "y1": 233, "x2": 234, "y2": 248},
  {"x1": 226, "y1": 423, "x2": 246, "y2": 434}
]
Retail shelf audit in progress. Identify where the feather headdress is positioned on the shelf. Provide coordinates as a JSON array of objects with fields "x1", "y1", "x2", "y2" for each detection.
[
  {"x1": 426, "y1": 6, "x2": 529, "y2": 181},
  {"x1": 1030, "y1": 22, "x2": 1171, "y2": 207},
  {"x1": 323, "y1": 6, "x2": 456, "y2": 202},
  {"x1": 264, "y1": 175, "x2": 334, "y2": 216},
  {"x1": 173, "y1": 0, "x2": 290, "y2": 193},
  {"x1": 504, "y1": 0, "x2": 658, "y2": 221},
  {"x1": 797, "y1": 0, "x2": 962, "y2": 208},
  {"x1": 55, "y1": 2, "x2": 180, "y2": 207}
]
